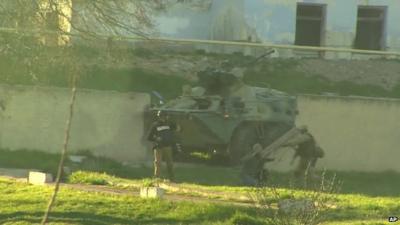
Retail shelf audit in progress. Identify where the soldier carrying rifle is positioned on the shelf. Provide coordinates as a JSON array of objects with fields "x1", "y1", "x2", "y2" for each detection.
[{"x1": 240, "y1": 125, "x2": 325, "y2": 186}]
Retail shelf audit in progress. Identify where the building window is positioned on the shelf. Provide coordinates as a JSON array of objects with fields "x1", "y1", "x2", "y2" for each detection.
[
  {"x1": 354, "y1": 6, "x2": 387, "y2": 50},
  {"x1": 295, "y1": 3, "x2": 326, "y2": 47}
]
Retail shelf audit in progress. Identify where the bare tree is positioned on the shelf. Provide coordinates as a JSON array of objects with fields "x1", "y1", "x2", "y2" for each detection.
[
  {"x1": 0, "y1": 0, "x2": 162, "y2": 36},
  {"x1": 0, "y1": 0, "x2": 167, "y2": 84},
  {"x1": 0, "y1": 1, "x2": 163, "y2": 224}
]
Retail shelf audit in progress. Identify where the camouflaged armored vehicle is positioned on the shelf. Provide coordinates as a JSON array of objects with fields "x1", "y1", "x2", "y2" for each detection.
[{"x1": 145, "y1": 65, "x2": 298, "y2": 163}]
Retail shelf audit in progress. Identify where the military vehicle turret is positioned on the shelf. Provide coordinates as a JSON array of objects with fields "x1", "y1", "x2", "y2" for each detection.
[{"x1": 145, "y1": 53, "x2": 298, "y2": 163}]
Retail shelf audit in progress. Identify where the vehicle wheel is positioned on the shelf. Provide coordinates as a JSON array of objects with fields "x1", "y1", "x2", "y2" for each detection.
[{"x1": 228, "y1": 122, "x2": 293, "y2": 164}]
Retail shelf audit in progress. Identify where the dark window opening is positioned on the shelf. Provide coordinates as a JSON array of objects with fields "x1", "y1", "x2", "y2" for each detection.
[
  {"x1": 295, "y1": 3, "x2": 326, "y2": 46},
  {"x1": 354, "y1": 6, "x2": 387, "y2": 50}
]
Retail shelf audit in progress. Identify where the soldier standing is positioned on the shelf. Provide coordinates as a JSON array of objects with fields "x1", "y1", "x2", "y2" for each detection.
[{"x1": 147, "y1": 111, "x2": 179, "y2": 181}]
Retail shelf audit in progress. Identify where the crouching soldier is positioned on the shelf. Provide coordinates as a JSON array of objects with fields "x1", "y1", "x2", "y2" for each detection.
[
  {"x1": 147, "y1": 111, "x2": 179, "y2": 181},
  {"x1": 284, "y1": 126, "x2": 325, "y2": 182},
  {"x1": 240, "y1": 144, "x2": 274, "y2": 186}
]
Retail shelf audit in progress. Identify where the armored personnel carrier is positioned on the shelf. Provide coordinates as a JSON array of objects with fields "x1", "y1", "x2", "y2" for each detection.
[{"x1": 145, "y1": 58, "x2": 298, "y2": 163}]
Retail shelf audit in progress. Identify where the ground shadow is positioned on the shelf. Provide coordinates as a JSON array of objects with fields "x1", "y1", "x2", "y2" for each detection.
[{"x1": 2, "y1": 149, "x2": 400, "y2": 197}]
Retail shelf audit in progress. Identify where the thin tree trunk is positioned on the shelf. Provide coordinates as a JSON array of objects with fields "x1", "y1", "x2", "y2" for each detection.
[{"x1": 41, "y1": 76, "x2": 77, "y2": 225}]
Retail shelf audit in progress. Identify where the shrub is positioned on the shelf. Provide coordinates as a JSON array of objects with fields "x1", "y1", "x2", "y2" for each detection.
[
  {"x1": 68, "y1": 171, "x2": 112, "y2": 185},
  {"x1": 251, "y1": 171, "x2": 341, "y2": 225}
]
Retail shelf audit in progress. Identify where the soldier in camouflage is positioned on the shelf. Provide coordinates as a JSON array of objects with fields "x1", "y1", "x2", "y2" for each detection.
[
  {"x1": 240, "y1": 144, "x2": 274, "y2": 186},
  {"x1": 284, "y1": 126, "x2": 325, "y2": 180}
]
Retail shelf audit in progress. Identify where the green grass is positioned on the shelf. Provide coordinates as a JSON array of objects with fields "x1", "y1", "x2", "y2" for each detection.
[
  {"x1": 262, "y1": 170, "x2": 400, "y2": 197},
  {"x1": 2, "y1": 149, "x2": 400, "y2": 197},
  {"x1": 2, "y1": 46, "x2": 400, "y2": 100},
  {"x1": 68, "y1": 171, "x2": 113, "y2": 185},
  {"x1": 0, "y1": 56, "x2": 190, "y2": 100},
  {"x1": 1, "y1": 149, "x2": 400, "y2": 224},
  {"x1": 0, "y1": 178, "x2": 262, "y2": 225},
  {"x1": 78, "y1": 67, "x2": 190, "y2": 100},
  {"x1": 244, "y1": 59, "x2": 400, "y2": 98},
  {"x1": 0, "y1": 42, "x2": 192, "y2": 100},
  {"x1": 65, "y1": 172, "x2": 400, "y2": 225},
  {"x1": 0, "y1": 149, "x2": 61, "y2": 175},
  {"x1": 1, "y1": 175, "x2": 399, "y2": 225}
]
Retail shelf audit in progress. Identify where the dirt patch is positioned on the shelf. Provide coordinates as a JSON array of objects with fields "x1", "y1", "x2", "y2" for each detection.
[{"x1": 60, "y1": 183, "x2": 258, "y2": 208}]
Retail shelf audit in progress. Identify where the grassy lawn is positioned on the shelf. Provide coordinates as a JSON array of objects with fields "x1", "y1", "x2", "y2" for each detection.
[
  {"x1": 2, "y1": 149, "x2": 400, "y2": 197},
  {"x1": 0, "y1": 178, "x2": 266, "y2": 225},
  {"x1": 0, "y1": 56, "x2": 190, "y2": 100},
  {"x1": 1, "y1": 149, "x2": 400, "y2": 224},
  {"x1": 243, "y1": 59, "x2": 400, "y2": 98},
  {"x1": 1, "y1": 174, "x2": 398, "y2": 225}
]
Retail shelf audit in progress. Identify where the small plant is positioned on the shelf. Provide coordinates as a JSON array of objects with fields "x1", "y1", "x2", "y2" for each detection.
[
  {"x1": 141, "y1": 178, "x2": 164, "y2": 188},
  {"x1": 68, "y1": 171, "x2": 113, "y2": 185},
  {"x1": 142, "y1": 178, "x2": 156, "y2": 188}
]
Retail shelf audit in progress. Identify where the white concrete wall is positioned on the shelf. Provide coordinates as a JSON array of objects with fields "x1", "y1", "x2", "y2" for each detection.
[
  {"x1": 268, "y1": 95, "x2": 400, "y2": 173},
  {"x1": 0, "y1": 85, "x2": 150, "y2": 163},
  {"x1": 2, "y1": 84, "x2": 400, "y2": 172}
]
